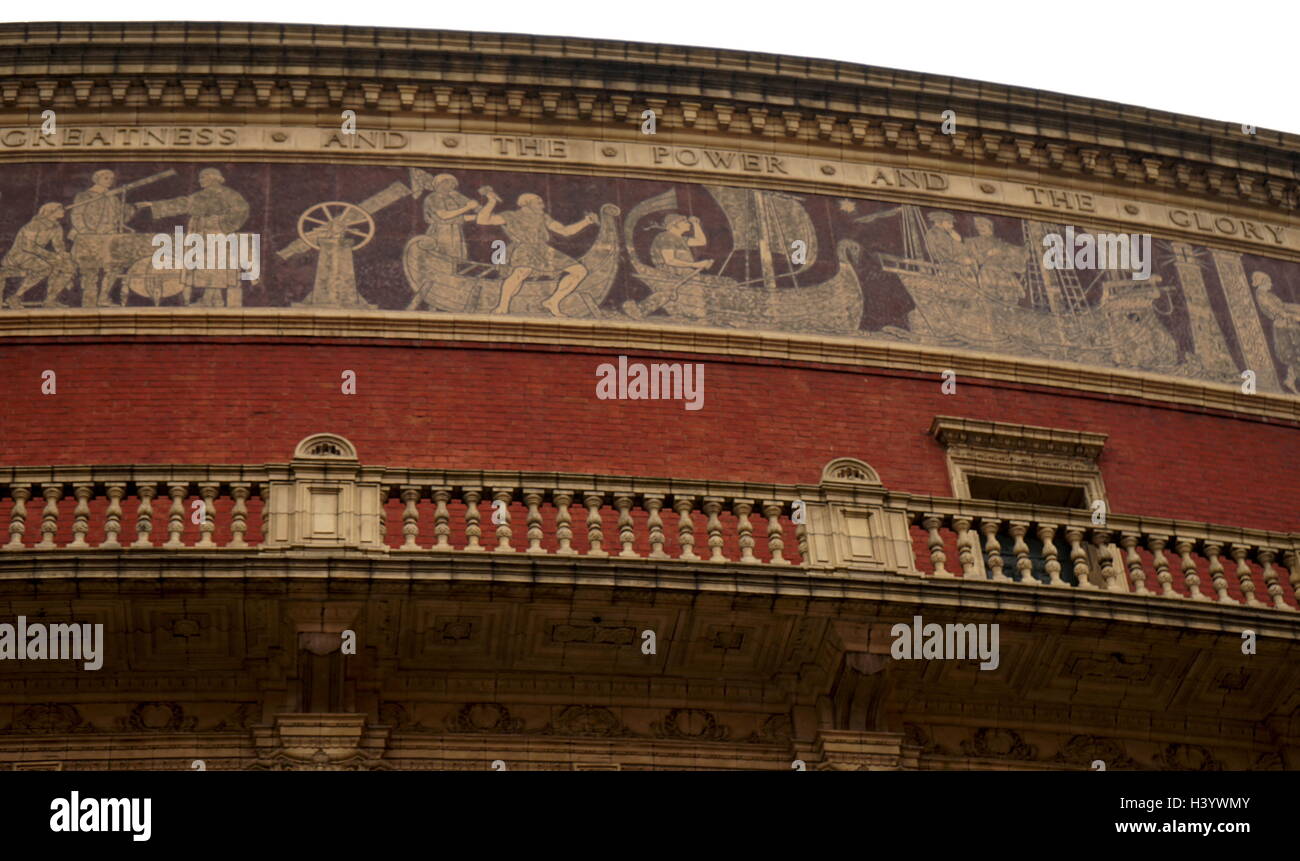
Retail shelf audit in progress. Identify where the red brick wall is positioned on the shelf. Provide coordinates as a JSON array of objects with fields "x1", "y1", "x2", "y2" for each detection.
[{"x1": 2, "y1": 336, "x2": 1297, "y2": 532}]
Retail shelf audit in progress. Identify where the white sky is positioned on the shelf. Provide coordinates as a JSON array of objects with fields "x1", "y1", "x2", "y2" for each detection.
[{"x1": 8, "y1": 0, "x2": 1296, "y2": 135}]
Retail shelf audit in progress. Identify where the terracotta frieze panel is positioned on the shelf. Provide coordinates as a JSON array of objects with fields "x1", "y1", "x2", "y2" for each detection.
[{"x1": 3, "y1": 159, "x2": 1300, "y2": 394}]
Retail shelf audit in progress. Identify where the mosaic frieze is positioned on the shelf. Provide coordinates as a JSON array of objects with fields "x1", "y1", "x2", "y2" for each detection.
[{"x1": 2, "y1": 161, "x2": 1299, "y2": 394}]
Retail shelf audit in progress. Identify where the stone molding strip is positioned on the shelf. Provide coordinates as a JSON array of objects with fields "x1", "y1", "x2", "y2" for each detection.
[
  {"x1": 0, "y1": 552, "x2": 1296, "y2": 640},
  {"x1": 0, "y1": 22, "x2": 1296, "y2": 212},
  {"x1": 3, "y1": 309, "x2": 1298, "y2": 422},
  {"x1": 0, "y1": 129, "x2": 1294, "y2": 259}
]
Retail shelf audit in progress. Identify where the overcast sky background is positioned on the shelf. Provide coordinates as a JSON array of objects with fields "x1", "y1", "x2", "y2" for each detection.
[{"x1": 11, "y1": 0, "x2": 1294, "y2": 135}]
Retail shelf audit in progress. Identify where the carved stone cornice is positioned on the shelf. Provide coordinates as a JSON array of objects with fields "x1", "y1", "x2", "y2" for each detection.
[
  {"x1": 0, "y1": 22, "x2": 1296, "y2": 213},
  {"x1": 930, "y1": 416, "x2": 1108, "y2": 460}
]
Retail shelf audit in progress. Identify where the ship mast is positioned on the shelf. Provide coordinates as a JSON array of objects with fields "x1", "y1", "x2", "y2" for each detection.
[{"x1": 753, "y1": 190, "x2": 779, "y2": 291}]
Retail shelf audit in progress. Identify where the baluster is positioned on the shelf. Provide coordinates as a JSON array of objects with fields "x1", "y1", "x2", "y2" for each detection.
[
  {"x1": 399, "y1": 486, "x2": 422, "y2": 550},
  {"x1": 795, "y1": 519, "x2": 808, "y2": 562},
  {"x1": 463, "y1": 488, "x2": 484, "y2": 552},
  {"x1": 38, "y1": 483, "x2": 62, "y2": 549},
  {"x1": 1037, "y1": 523, "x2": 1064, "y2": 586},
  {"x1": 954, "y1": 517, "x2": 979, "y2": 579},
  {"x1": 70, "y1": 484, "x2": 92, "y2": 548},
  {"x1": 229, "y1": 483, "x2": 249, "y2": 548},
  {"x1": 523, "y1": 489, "x2": 545, "y2": 554},
  {"x1": 554, "y1": 491, "x2": 576, "y2": 556},
  {"x1": 259, "y1": 486, "x2": 269, "y2": 546},
  {"x1": 1066, "y1": 528, "x2": 1094, "y2": 589},
  {"x1": 1120, "y1": 532, "x2": 1147, "y2": 595},
  {"x1": 377, "y1": 485, "x2": 389, "y2": 547},
  {"x1": 673, "y1": 495, "x2": 698, "y2": 561},
  {"x1": 197, "y1": 483, "x2": 219, "y2": 548},
  {"x1": 734, "y1": 499, "x2": 756, "y2": 563},
  {"x1": 1256, "y1": 549, "x2": 1289, "y2": 610},
  {"x1": 584, "y1": 492, "x2": 607, "y2": 557},
  {"x1": 615, "y1": 494, "x2": 637, "y2": 557},
  {"x1": 165, "y1": 482, "x2": 188, "y2": 548},
  {"x1": 431, "y1": 488, "x2": 452, "y2": 550},
  {"x1": 762, "y1": 501, "x2": 789, "y2": 566},
  {"x1": 980, "y1": 518, "x2": 1006, "y2": 582},
  {"x1": 1146, "y1": 535, "x2": 1172, "y2": 597},
  {"x1": 103, "y1": 483, "x2": 126, "y2": 549},
  {"x1": 1203, "y1": 541, "x2": 1229, "y2": 603},
  {"x1": 1231, "y1": 543, "x2": 1265, "y2": 607},
  {"x1": 647, "y1": 495, "x2": 669, "y2": 559},
  {"x1": 1175, "y1": 537, "x2": 1202, "y2": 600},
  {"x1": 1092, "y1": 530, "x2": 1119, "y2": 591},
  {"x1": 5, "y1": 485, "x2": 30, "y2": 550},
  {"x1": 492, "y1": 488, "x2": 516, "y2": 553},
  {"x1": 1009, "y1": 520, "x2": 1034, "y2": 584},
  {"x1": 134, "y1": 484, "x2": 157, "y2": 547},
  {"x1": 1286, "y1": 550, "x2": 1300, "y2": 610},
  {"x1": 922, "y1": 514, "x2": 949, "y2": 577},
  {"x1": 703, "y1": 497, "x2": 726, "y2": 562}
]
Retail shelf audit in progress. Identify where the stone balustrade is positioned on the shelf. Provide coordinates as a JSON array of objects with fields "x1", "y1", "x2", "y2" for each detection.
[
  {"x1": 0, "y1": 469, "x2": 269, "y2": 552},
  {"x1": 372, "y1": 474, "x2": 805, "y2": 564},
  {"x1": 904, "y1": 498, "x2": 1299, "y2": 611},
  {"x1": 0, "y1": 440, "x2": 1295, "y2": 615},
  {"x1": 0, "y1": 443, "x2": 807, "y2": 566}
]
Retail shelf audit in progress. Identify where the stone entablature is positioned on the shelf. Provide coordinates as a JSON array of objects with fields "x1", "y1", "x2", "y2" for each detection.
[{"x1": 0, "y1": 23, "x2": 1296, "y2": 215}]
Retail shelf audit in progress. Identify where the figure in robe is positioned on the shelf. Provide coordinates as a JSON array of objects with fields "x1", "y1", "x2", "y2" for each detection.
[
  {"x1": 924, "y1": 211, "x2": 972, "y2": 267},
  {"x1": 1253, "y1": 271, "x2": 1300, "y2": 393},
  {"x1": 420, "y1": 173, "x2": 478, "y2": 258},
  {"x1": 141, "y1": 168, "x2": 251, "y2": 306},
  {"x1": 69, "y1": 169, "x2": 145, "y2": 306},
  {"x1": 967, "y1": 216, "x2": 1027, "y2": 305}
]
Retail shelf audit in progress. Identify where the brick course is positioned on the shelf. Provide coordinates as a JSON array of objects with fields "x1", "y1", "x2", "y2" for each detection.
[{"x1": 2, "y1": 337, "x2": 1296, "y2": 532}]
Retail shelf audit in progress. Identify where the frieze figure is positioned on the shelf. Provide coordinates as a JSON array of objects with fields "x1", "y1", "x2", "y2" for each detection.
[
  {"x1": 140, "y1": 168, "x2": 251, "y2": 306},
  {"x1": 474, "y1": 187, "x2": 598, "y2": 316},
  {"x1": 2, "y1": 203, "x2": 75, "y2": 309},
  {"x1": 69, "y1": 169, "x2": 149, "y2": 307},
  {"x1": 1252, "y1": 271, "x2": 1300, "y2": 393},
  {"x1": 622, "y1": 212, "x2": 714, "y2": 319}
]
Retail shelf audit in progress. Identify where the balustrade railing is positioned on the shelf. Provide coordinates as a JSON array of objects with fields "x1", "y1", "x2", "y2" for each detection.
[
  {"x1": 904, "y1": 497, "x2": 1298, "y2": 611},
  {"x1": 0, "y1": 468, "x2": 269, "y2": 552},
  {"x1": 0, "y1": 466, "x2": 806, "y2": 566},
  {"x1": 373, "y1": 471, "x2": 806, "y2": 564},
  {"x1": 1, "y1": 450, "x2": 1295, "y2": 615}
]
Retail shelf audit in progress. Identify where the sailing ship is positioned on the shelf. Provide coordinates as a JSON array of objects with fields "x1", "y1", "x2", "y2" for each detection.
[
  {"x1": 402, "y1": 202, "x2": 623, "y2": 317},
  {"x1": 624, "y1": 188, "x2": 863, "y2": 334},
  {"x1": 875, "y1": 205, "x2": 1171, "y2": 367}
]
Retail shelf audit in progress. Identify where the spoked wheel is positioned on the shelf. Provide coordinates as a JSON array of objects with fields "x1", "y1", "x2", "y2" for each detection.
[{"x1": 297, "y1": 201, "x2": 376, "y2": 250}]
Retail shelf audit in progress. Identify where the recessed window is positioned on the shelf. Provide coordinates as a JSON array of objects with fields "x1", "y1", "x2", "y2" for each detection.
[
  {"x1": 966, "y1": 475, "x2": 1088, "y2": 509},
  {"x1": 930, "y1": 416, "x2": 1108, "y2": 508}
]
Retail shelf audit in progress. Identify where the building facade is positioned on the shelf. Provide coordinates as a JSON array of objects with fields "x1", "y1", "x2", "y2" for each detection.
[{"x1": 0, "y1": 22, "x2": 1297, "y2": 770}]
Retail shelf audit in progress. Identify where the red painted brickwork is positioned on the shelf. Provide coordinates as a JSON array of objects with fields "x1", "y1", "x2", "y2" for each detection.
[{"x1": 2, "y1": 337, "x2": 1297, "y2": 532}]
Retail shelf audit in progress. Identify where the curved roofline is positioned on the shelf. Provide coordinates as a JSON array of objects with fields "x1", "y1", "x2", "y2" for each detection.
[{"x1": 1, "y1": 20, "x2": 1296, "y2": 161}]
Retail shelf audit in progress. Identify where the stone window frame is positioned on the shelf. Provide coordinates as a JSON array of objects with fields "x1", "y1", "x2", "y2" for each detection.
[{"x1": 929, "y1": 416, "x2": 1109, "y2": 509}]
